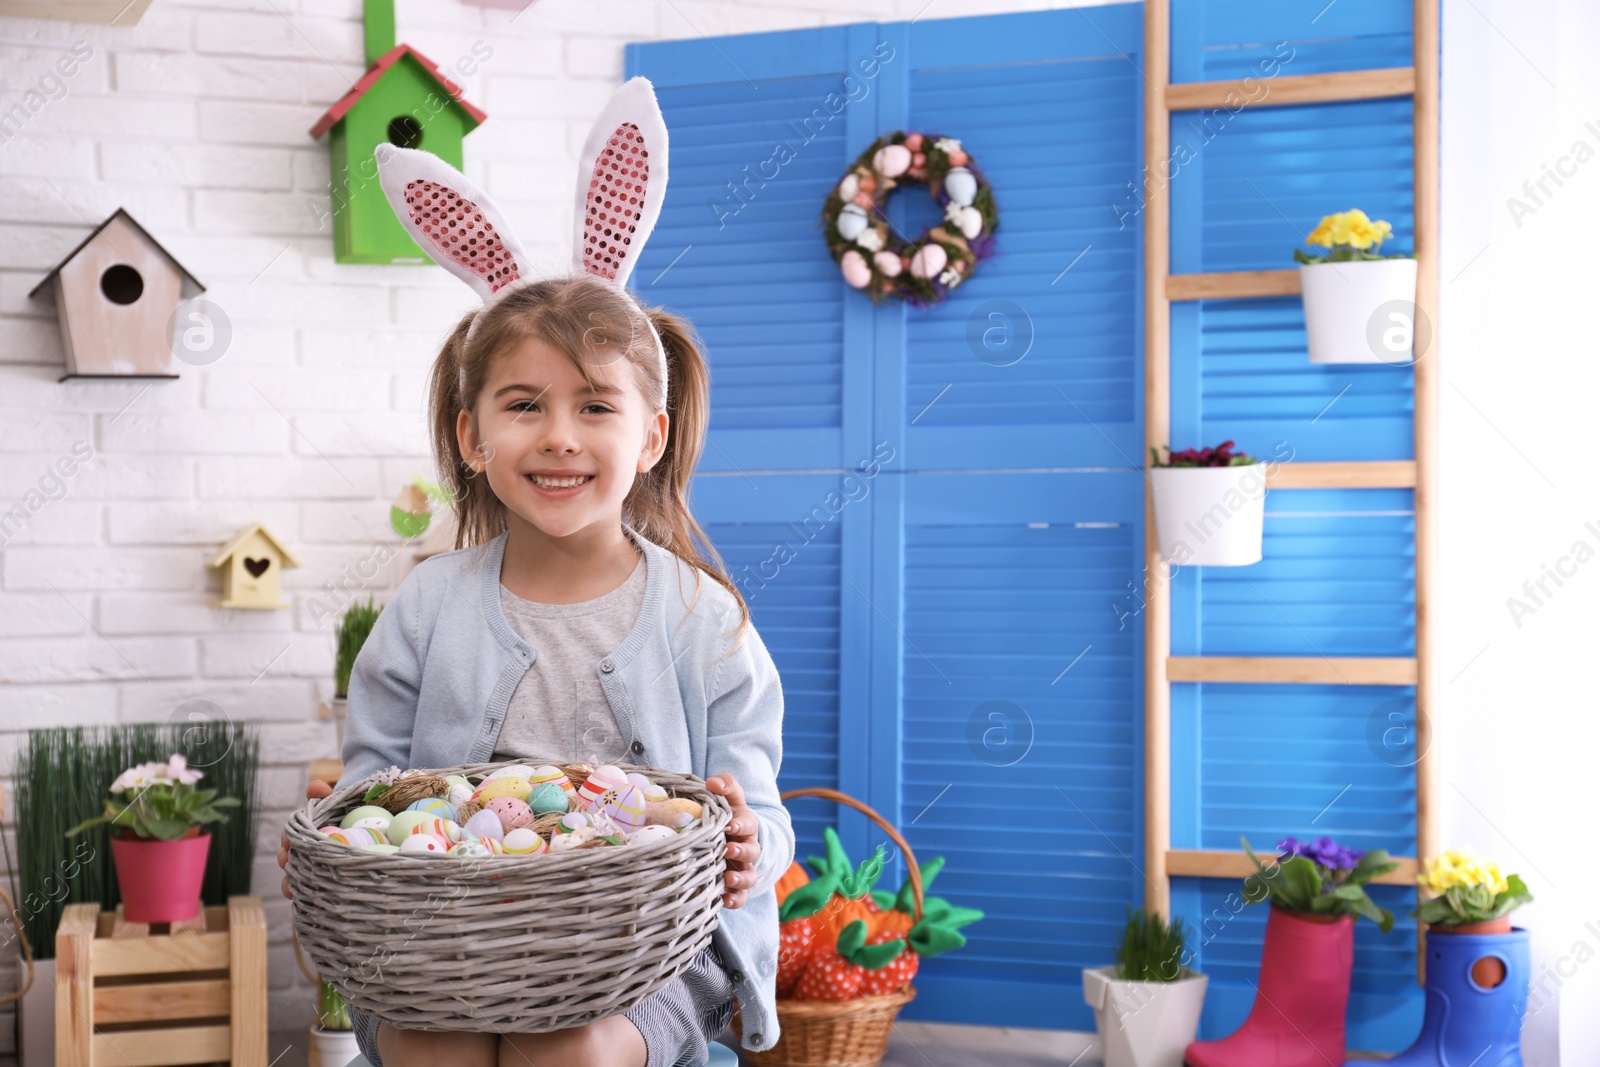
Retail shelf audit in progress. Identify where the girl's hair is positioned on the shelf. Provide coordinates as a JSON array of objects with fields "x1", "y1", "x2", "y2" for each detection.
[{"x1": 427, "y1": 273, "x2": 750, "y2": 647}]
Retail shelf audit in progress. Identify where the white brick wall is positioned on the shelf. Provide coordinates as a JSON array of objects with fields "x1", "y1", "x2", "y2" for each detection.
[{"x1": 2, "y1": 0, "x2": 1086, "y2": 1050}]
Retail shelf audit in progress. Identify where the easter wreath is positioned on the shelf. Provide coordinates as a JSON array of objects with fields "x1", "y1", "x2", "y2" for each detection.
[{"x1": 822, "y1": 131, "x2": 999, "y2": 308}]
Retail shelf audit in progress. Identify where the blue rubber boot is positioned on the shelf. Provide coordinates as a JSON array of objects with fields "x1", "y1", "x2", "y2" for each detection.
[{"x1": 1362, "y1": 926, "x2": 1530, "y2": 1067}]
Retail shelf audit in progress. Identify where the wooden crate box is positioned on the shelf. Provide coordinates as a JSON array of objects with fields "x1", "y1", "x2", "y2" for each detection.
[{"x1": 55, "y1": 896, "x2": 267, "y2": 1067}]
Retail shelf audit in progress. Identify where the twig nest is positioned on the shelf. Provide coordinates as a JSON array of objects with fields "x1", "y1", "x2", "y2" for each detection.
[{"x1": 375, "y1": 774, "x2": 451, "y2": 814}]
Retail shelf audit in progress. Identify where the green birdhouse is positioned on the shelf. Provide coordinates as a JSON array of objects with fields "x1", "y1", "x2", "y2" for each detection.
[{"x1": 309, "y1": 0, "x2": 487, "y2": 264}]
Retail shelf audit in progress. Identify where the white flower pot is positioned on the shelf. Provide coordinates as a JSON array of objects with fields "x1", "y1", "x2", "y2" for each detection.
[
  {"x1": 308, "y1": 1024, "x2": 362, "y2": 1067},
  {"x1": 1083, "y1": 965, "x2": 1209, "y2": 1067},
  {"x1": 1299, "y1": 257, "x2": 1419, "y2": 364},
  {"x1": 1149, "y1": 465, "x2": 1266, "y2": 566}
]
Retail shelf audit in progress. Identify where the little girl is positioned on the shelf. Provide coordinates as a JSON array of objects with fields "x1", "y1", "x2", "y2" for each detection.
[{"x1": 281, "y1": 270, "x2": 796, "y2": 1067}]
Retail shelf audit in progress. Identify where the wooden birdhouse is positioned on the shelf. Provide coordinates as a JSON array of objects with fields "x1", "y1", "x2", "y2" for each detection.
[
  {"x1": 309, "y1": 0, "x2": 487, "y2": 264},
  {"x1": 206, "y1": 523, "x2": 299, "y2": 610},
  {"x1": 29, "y1": 208, "x2": 204, "y2": 381}
]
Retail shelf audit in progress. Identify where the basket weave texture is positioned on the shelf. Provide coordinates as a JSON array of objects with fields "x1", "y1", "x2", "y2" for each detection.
[{"x1": 286, "y1": 759, "x2": 731, "y2": 1033}]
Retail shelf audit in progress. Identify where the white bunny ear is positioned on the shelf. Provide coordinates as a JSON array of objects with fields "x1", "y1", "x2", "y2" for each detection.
[
  {"x1": 571, "y1": 76, "x2": 669, "y2": 288},
  {"x1": 374, "y1": 143, "x2": 531, "y2": 303}
]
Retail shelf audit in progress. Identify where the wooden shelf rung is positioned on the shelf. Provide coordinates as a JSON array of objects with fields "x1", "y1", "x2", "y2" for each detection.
[
  {"x1": 1168, "y1": 656, "x2": 1418, "y2": 686},
  {"x1": 1166, "y1": 848, "x2": 1419, "y2": 886},
  {"x1": 1166, "y1": 269, "x2": 1300, "y2": 301},
  {"x1": 1164, "y1": 67, "x2": 1415, "y2": 111},
  {"x1": 1266, "y1": 461, "x2": 1418, "y2": 489}
]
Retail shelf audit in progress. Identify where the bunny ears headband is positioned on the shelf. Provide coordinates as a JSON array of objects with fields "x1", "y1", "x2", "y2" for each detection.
[{"x1": 373, "y1": 76, "x2": 671, "y2": 401}]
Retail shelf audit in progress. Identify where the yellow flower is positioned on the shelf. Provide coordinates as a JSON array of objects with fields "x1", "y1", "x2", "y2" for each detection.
[
  {"x1": 1419, "y1": 850, "x2": 1508, "y2": 895},
  {"x1": 1306, "y1": 215, "x2": 1338, "y2": 248},
  {"x1": 1309, "y1": 209, "x2": 1394, "y2": 251}
]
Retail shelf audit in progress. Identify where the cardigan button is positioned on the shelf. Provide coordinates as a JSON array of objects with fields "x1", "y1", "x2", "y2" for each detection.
[
  {"x1": 729, "y1": 969, "x2": 745, "y2": 984},
  {"x1": 601, "y1": 659, "x2": 615, "y2": 673},
  {"x1": 631, "y1": 739, "x2": 645, "y2": 755},
  {"x1": 751, "y1": 1033, "x2": 764, "y2": 1047}
]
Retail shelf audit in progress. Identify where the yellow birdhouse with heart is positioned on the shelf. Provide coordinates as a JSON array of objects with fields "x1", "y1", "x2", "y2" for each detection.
[{"x1": 206, "y1": 523, "x2": 299, "y2": 610}]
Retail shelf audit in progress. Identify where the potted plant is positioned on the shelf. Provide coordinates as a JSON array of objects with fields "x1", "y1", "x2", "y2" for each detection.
[
  {"x1": 1082, "y1": 908, "x2": 1207, "y2": 1067},
  {"x1": 65, "y1": 754, "x2": 240, "y2": 923},
  {"x1": 1149, "y1": 441, "x2": 1265, "y2": 566},
  {"x1": 308, "y1": 978, "x2": 361, "y2": 1067},
  {"x1": 1295, "y1": 208, "x2": 1417, "y2": 365},
  {"x1": 1184, "y1": 836, "x2": 1397, "y2": 1067},
  {"x1": 331, "y1": 597, "x2": 381, "y2": 752},
  {"x1": 1386, "y1": 850, "x2": 1532, "y2": 1063}
]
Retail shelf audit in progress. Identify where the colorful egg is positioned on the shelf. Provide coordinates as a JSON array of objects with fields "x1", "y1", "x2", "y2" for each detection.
[
  {"x1": 596, "y1": 783, "x2": 650, "y2": 833},
  {"x1": 957, "y1": 205, "x2": 983, "y2": 239},
  {"x1": 340, "y1": 805, "x2": 394, "y2": 830},
  {"x1": 529, "y1": 765, "x2": 577, "y2": 801},
  {"x1": 363, "y1": 843, "x2": 401, "y2": 854},
  {"x1": 321, "y1": 826, "x2": 384, "y2": 848},
  {"x1": 413, "y1": 818, "x2": 461, "y2": 843},
  {"x1": 629, "y1": 825, "x2": 679, "y2": 847},
  {"x1": 835, "y1": 203, "x2": 870, "y2": 240},
  {"x1": 527, "y1": 782, "x2": 568, "y2": 815},
  {"x1": 909, "y1": 243, "x2": 948, "y2": 280},
  {"x1": 449, "y1": 840, "x2": 492, "y2": 857},
  {"x1": 406, "y1": 798, "x2": 456, "y2": 821},
  {"x1": 577, "y1": 765, "x2": 628, "y2": 811},
  {"x1": 486, "y1": 764, "x2": 536, "y2": 781},
  {"x1": 474, "y1": 777, "x2": 532, "y2": 803},
  {"x1": 464, "y1": 809, "x2": 505, "y2": 842},
  {"x1": 873, "y1": 250, "x2": 903, "y2": 278},
  {"x1": 398, "y1": 834, "x2": 447, "y2": 855},
  {"x1": 502, "y1": 828, "x2": 549, "y2": 855},
  {"x1": 942, "y1": 166, "x2": 977, "y2": 207},
  {"x1": 646, "y1": 798, "x2": 703, "y2": 827},
  {"x1": 555, "y1": 811, "x2": 590, "y2": 834},
  {"x1": 443, "y1": 774, "x2": 472, "y2": 790},
  {"x1": 873, "y1": 143, "x2": 912, "y2": 178},
  {"x1": 385, "y1": 810, "x2": 433, "y2": 844},
  {"x1": 840, "y1": 249, "x2": 871, "y2": 289},
  {"x1": 446, "y1": 783, "x2": 475, "y2": 809},
  {"x1": 479, "y1": 836, "x2": 507, "y2": 855},
  {"x1": 486, "y1": 796, "x2": 534, "y2": 832}
]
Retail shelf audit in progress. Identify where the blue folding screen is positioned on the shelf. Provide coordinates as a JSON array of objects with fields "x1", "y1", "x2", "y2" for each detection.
[
  {"x1": 632, "y1": 6, "x2": 1147, "y2": 1030},
  {"x1": 630, "y1": 0, "x2": 1427, "y2": 1045}
]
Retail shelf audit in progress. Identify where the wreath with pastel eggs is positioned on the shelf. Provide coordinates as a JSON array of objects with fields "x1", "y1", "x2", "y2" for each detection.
[{"x1": 821, "y1": 131, "x2": 999, "y2": 308}]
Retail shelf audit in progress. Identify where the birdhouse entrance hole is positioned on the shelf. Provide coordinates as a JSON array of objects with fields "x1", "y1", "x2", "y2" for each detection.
[
  {"x1": 99, "y1": 264, "x2": 144, "y2": 305},
  {"x1": 387, "y1": 115, "x2": 423, "y2": 149}
]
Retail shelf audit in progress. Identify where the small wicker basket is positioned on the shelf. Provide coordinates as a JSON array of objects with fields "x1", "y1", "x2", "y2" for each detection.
[
  {"x1": 732, "y1": 787, "x2": 923, "y2": 1067},
  {"x1": 285, "y1": 759, "x2": 731, "y2": 1033}
]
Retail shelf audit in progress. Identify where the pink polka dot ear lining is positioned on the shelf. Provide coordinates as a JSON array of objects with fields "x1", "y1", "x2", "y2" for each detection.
[
  {"x1": 403, "y1": 179, "x2": 522, "y2": 294},
  {"x1": 581, "y1": 121, "x2": 649, "y2": 283}
]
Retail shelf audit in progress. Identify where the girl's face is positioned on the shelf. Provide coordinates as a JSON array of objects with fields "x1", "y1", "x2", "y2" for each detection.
[{"x1": 459, "y1": 334, "x2": 667, "y2": 543}]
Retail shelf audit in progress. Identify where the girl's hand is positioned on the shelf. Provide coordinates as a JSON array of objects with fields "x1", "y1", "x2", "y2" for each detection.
[
  {"x1": 278, "y1": 779, "x2": 334, "y2": 900},
  {"x1": 706, "y1": 773, "x2": 761, "y2": 909}
]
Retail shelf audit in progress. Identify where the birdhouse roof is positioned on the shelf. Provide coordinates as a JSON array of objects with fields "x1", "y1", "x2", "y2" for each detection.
[
  {"x1": 205, "y1": 523, "x2": 302, "y2": 570},
  {"x1": 309, "y1": 44, "x2": 488, "y2": 140},
  {"x1": 28, "y1": 207, "x2": 204, "y2": 299}
]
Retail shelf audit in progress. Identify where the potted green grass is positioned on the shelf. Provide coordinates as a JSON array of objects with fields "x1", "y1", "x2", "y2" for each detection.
[
  {"x1": 1082, "y1": 908, "x2": 1208, "y2": 1067},
  {"x1": 331, "y1": 597, "x2": 381, "y2": 753},
  {"x1": 308, "y1": 978, "x2": 360, "y2": 1067}
]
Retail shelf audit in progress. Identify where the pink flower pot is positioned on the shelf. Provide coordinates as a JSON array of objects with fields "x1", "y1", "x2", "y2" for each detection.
[{"x1": 109, "y1": 830, "x2": 210, "y2": 923}]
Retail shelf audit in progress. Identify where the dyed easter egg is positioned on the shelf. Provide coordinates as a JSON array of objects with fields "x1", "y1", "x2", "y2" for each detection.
[
  {"x1": 486, "y1": 796, "x2": 534, "y2": 832},
  {"x1": 413, "y1": 818, "x2": 461, "y2": 843},
  {"x1": 479, "y1": 836, "x2": 507, "y2": 855},
  {"x1": 398, "y1": 834, "x2": 447, "y2": 855},
  {"x1": 577, "y1": 765, "x2": 628, "y2": 811},
  {"x1": 446, "y1": 783, "x2": 475, "y2": 809},
  {"x1": 629, "y1": 825, "x2": 679, "y2": 847},
  {"x1": 443, "y1": 774, "x2": 472, "y2": 790},
  {"x1": 646, "y1": 798, "x2": 703, "y2": 827},
  {"x1": 942, "y1": 166, "x2": 977, "y2": 207},
  {"x1": 956, "y1": 205, "x2": 983, "y2": 239},
  {"x1": 835, "y1": 203, "x2": 870, "y2": 241},
  {"x1": 502, "y1": 828, "x2": 549, "y2": 855},
  {"x1": 464, "y1": 809, "x2": 505, "y2": 843},
  {"x1": 909, "y1": 243, "x2": 948, "y2": 280},
  {"x1": 596, "y1": 784, "x2": 650, "y2": 833},
  {"x1": 449, "y1": 840, "x2": 492, "y2": 857},
  {"x1": 406, "y1": 798, "x2": 456, "y2": 821},
  {"x1": 874, "y1": 250, "x2": 903, "y2": 277},
  {"x1": 837, "y1": 172, "x2": 861, "y2": 202},
  {"x1": 555, "y1": 811, "x2": 590, "y2": 834},
  {"x1": 362, "y1": 843, "x2": 401, "y2": 855},
  {"x1": 340, "y1": 805, "x2": 394, "y2": 830},
  {"x1": 321, "y1": 826, "x2": 384, "y2": 848},
  {"x1": 485, "y1": 764, "x2": 535, "y2": 781},
  {"x1": 385, "y1": 810, "x2": 433, "y2": 845},
  {"x1": 840, "y1": 249, "x2": 871, "y2": 288},
  {"x1": 475, "y1": 777, "x2": 532, "y2": 803},
  {"x1": 528, "y1": 765, "x2": 576, "y2": 801},
  {"x1": 527, "y1": 782, "x2": 568, "y2": 815},
  {"x1": 873, "y1": 143, "x2": 912, "y2": 178}
]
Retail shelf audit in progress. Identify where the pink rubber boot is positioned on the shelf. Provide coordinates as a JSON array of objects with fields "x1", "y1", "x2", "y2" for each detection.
[{"x1": 1184, "y1": 907, "x2": 1354, "y2": 1067}]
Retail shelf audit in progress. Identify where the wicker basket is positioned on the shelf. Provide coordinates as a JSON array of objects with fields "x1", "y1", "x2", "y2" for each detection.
[
  {"x1": 285, "y1": 759, "x2": 731, "y2": 1033},
  {"x1": 732, "y1": 787, "x2": 923, "y2": 1067}
]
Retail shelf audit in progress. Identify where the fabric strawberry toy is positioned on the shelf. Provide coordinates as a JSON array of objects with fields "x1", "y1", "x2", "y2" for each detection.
[
  {"x1": 856, "y1": 855, "x2": 985, "y2": 996},
  {"x1": 775, "y1": 870, "x2": 839, "y2": 996},
  {"x1": 793, "y1": 918, "x2": 906, "y2": 1001}
]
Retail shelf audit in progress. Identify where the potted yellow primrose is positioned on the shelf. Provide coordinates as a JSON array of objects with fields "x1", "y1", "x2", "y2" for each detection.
[
  {"x1": 1294, "y1": 208, "x2": 1417, "y2": 365},
  {"x1": 1382, "y1": 850, "x2": 1533, "y2": 1064}
]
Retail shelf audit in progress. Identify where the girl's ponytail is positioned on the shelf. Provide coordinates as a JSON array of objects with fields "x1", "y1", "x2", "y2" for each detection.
[
  {"x1": 629, "y1": 307, "x2": 751, "y2": 652},
  {"x1": 429, "y1": 310, "x2": 506, "y2": 551}
]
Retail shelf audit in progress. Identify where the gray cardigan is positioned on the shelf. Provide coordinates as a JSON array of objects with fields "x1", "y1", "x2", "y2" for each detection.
[{"x1": 337, "y1": 524, "x2": 795, "y2": 1053}]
